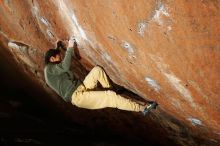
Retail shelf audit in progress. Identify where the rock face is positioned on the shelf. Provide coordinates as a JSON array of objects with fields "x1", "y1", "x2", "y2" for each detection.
[{"x1": 0, "y1": 0, "x2": 219, "y2": 145}]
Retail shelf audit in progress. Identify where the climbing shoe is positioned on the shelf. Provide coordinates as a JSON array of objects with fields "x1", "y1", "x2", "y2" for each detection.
[{"x1": 142, "y1": 101, "x2": 158, "y2": 116}]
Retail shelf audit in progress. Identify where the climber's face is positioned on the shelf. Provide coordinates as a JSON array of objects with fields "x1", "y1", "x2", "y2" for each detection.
[{"x1": 50, "y1": 53, "x2": 61, "y2": 63}]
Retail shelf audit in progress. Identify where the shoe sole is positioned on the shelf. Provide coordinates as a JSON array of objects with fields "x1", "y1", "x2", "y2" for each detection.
[{"x1": 143, "y1": 102, "x2": 157, "y2": 115}]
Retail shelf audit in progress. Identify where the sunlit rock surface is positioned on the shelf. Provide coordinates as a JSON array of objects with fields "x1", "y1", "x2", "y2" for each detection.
[{"x1": 0, "y1": 0, "x2": 219, "y2": 145}]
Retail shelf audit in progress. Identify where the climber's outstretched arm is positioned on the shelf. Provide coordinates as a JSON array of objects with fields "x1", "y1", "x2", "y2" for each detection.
[{"x1": 55, "y1": 38, "x2": 76, "y2": 72}]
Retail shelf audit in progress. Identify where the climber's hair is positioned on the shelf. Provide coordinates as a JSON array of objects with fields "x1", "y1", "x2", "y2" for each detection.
[{"x1": 44, "y1": 49, "x2": 61, "y2": 65}]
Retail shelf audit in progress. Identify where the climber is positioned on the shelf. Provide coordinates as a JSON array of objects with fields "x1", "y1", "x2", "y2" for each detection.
[{"x1": 44, "y1": 37, "x2": 157, "y2": 115}]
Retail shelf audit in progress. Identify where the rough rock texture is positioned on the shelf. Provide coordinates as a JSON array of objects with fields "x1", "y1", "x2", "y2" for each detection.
[{"x1": 0, "y1": 0, "x2": 220, "y2": 145}]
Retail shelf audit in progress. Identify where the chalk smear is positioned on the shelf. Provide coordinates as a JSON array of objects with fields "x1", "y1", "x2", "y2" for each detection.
[
  {"x1": 121, "y1": 41, "x2": 136, "y2": 59},
  {"x1": 46, "y1": 29, "x2": 54, "y2": 38},
  {"x1": 71, "y1": 13, "x2": 88, "y2": 41},
  {"x1": 138, "y1": 22, "x2": 148, "y2": 37},
  {"x1": 188, "y1": 117, "x2": 203, "y2": 126},
  {"x1": 56, "y1": 0, "x2": 87, "y2": 41},
  {"x1": 32, "y1": 6, "x2": 39, "y2": 15},
  {"x1": 8, "y1": 42, "x2": 20, "y2": 50},
  {"x1": 40, "y1": 17, "x2": 50, "y2": 26},
  {"x1": 102, "y1": 52, "x2": 112, "y2": 62},
  {"x1": 152, "y1": 3, "x2": 170, "y2": 25},
  {"x1": 164, "y1": 73, "x2": 195, "y2": 107},
  {"x1": 149, "y1": 54, "x2": 196, "y2": 108},
  {"x1": 167, "y1": 26, "x2": 172, "y2": 31},
  {"x1": 145, "y1": 77, "x2": 161, "y2": 92}
]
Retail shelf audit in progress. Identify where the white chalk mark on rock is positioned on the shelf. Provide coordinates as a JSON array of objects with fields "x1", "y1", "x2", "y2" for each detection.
[
  {"x1": 56, "y1": 0, "x2": 88, "y2": 42},
  {"x1": 71, "y1": 13, "x2": 88, "y2": 41},
  {"x1": 56, "y1": 0, "x2": 74, "y2": 34},
  {"x1": 8, "y1": 42, "x2": 28, "y2": 54},
  {"x1": 138, "y1": 22, "x2": 148, "y2": 37},
  {"x1": 170, "y1": 98, "x2": 182, "y2": 109},
  {"x1": 149, "y1": 54, "x2": 196, "y2": 108},
  {"x1": 137, "y1": 1, "x2": 171, "y2": 37},
  {"x1": 164, "y1": 73, "x2": 195, "y2": 107},
  {"x1": 40, "y1": 17, "x2": 50, "y2": 26},
  {"x1": 145, "y1": 77, "x2": 161, "y2": 92},
  {"x1": 55, "y1": 0, "x2": 105, "y2": 55},
  {"x1": 8, "y1": 42, "x2": 37, "y2": 68},
  {"x1": 46, "y1": 29, "x2": 54, "y2": 38},
  {"x1": 102, "y1": 52, "x2": 112, "y2": 62},
  {"x1": 167, "y1": 26, "x2": 172, "y2": 31},
  {"x1": 8, "y1": 42, "x2": 20, "y2": 50},
  {"x1": 32, "y1": 6, "x2": 39, "y2": 15},
  {"x1": 152, "y1": 3, "x2": 170, "y2": 25},
  {"x1": 188, "y1": 117, "x2": 203, "y2": 126},
  {"x1": 122, "y1": 41, "x2": 134, "y2": 54},
  {"x1": 121, "y1": 41, "x2": 136, "y2": 59}
]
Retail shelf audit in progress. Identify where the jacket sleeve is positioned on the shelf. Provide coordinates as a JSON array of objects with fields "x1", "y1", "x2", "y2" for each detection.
[{"x1": 54, "y1": 47, "x2": 74, "y2": 73}]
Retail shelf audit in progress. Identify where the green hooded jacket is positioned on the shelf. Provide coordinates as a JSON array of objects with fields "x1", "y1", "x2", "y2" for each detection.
[{"x1": 44, "y1": 47, "x2": 81, "y2": 102}]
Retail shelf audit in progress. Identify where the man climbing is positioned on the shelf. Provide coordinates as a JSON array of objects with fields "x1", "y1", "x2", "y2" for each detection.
[{"x1": 44, "y1": 38, "x2": 157, "y2": 115}]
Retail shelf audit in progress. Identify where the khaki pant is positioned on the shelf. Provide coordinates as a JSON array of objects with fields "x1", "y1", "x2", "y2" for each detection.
[{"x1": 71, "y1": 66, "x2": 143, "y2": 112}]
